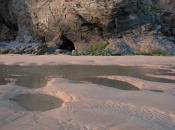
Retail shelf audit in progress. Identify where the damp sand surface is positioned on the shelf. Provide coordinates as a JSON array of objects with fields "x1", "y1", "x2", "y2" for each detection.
[
  {"x1": 0, "y1": 65, "x2": 174, "y2": 89},
  {"x1": 0, "y1": 55, "x2": 175, "y2": 130}
]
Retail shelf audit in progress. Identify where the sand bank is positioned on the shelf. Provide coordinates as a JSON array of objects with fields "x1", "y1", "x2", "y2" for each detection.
[{"x1": 0, "y1": 54, "x2": 175, "y2": 67}]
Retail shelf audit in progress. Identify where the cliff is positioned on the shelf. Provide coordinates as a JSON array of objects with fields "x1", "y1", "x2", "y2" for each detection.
[{"x1": 0, "y1": 0, "x2": 175, "y2": 55}]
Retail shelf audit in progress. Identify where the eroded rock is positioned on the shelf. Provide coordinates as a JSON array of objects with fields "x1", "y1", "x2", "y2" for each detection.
[
  {"x1": 0, "y1": 0, "x2": 175, "y2": 54},
  {"x1": 24, "y1": 0, "x2": 156, "y2": 50}
]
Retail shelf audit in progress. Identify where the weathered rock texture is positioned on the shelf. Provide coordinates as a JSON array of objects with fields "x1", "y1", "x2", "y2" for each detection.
[
  {"x1": 1, "y1": 0, "x2": 42, "y2": 44},
  {"x1": 159, "y1": 0, "x2": 175, "y2": 8},
  {"x1": 0, "y1": 0, "x2": 175, "y2": 54},
  {"x1": 162, "y1": 2, "x2": 175, "y2": 37},
  {"x1": 25, "y1": 0, "x2": 156, "y2": 50}
]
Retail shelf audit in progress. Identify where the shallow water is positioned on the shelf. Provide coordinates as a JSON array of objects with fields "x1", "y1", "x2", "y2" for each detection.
[
  {"x1": 0, "y1": 65, "x2": 174, "y2": 89},
  {"x1": 10, "y1": 94, "x2": 63, "y2": 111},
  {"x1": 15, "y1": 76, "x2": 47, "y2": 89},
  {"x1": 151, "y1": 90, "x2": 164, "y2": 92},
  {"x1": 0, "y1": 77, "x2": 8, "y2": 85},
  {"x1": 1, "y1": 65, "x2": 174, "y2": 111},
  {"x1": 83, "y1": 77, "x2": 140, "y2": 90}
]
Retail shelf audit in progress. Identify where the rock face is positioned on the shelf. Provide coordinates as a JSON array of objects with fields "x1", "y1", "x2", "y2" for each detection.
[
  {"x1": 157, "y1": 0, "x2": 175, "y2": 8},
  {"x1": 25, "y1": 0, "x2": 120, "y2": 49},
  {"x1": 0, "y1": 0, "x2": 17, "y2": 41},
  {"x1": 0, "y1": 0, "x2": 38, "y2": 43},
  {"x1": 25, "y1": 0, "x2": 158, "y2": 50},
  {"x1": 162, "y1": 2, "x2": 175, "y2": 37},
  {"x1": 0, "y1": 0, "x2": 175, "y2": 54}
]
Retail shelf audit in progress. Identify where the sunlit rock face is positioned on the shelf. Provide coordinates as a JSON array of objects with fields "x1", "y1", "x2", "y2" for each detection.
[
  {"x1": 24, "y1": 0, "x2": 156, "y2": 50},
  {"x1": 0, "y1": 0, "x2": 175, "y2": 53},
  {"x1": 25, "y1": 0, "x2": 121, "y2": 49},
  {"x1": 25, "y1": 0, "x2": 112, "y2": 49}
]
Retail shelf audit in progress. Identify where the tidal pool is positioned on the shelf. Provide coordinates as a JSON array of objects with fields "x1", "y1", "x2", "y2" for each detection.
[
  {"x1": 10, "y1": 94, "x2": 63, "y2": 111},
  {"x1": 0, "y1": 65, "x2": 174, "y2": 90},
  {"x1": 151, "y1": 90, "x2": 164, "y2": 92},
  {"x1": 0, "y1": 77, "x2": 8, "y2": 85},
  {"x1": 15, "y1": 76, "x2": 47, "y2": 89},
  {"x1": 83, "y1": 77, "x2": 140, "y2": 90},
  {"x1": 1, "y1": 65, "x2": 174, "y2": 111}
]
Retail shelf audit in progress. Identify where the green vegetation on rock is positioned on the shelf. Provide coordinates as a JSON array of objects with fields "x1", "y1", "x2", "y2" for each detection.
[
  {"x1": 133, "y1": 49, "x2": 174, "y2": 56},
  {"x1": 85, "y1": 43, "x2": 109, "y2": 51},
  {"x1": 150, "y1": 2, "x2": 162, "y2": 12}
]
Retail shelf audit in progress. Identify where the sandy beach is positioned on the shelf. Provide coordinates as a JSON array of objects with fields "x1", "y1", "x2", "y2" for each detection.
[
  {"x1": 0, "y1": 55, "x2": 175, "y2": 130},
  {"x1": 0, "y1": 54, "x2": 175, "y2": 67}
]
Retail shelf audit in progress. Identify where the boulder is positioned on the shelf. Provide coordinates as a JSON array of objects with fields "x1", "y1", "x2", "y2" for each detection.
[
  {"x1": 106, "y1": 39, "x2": 133, "y2": 55},
  {"x1": 72, "y1": 50, "x2": 79, "y2": 56},
  {"x1": 0, "y1": 48, "x2": 10, "y2": 54},
  {"x1": 9, "y1": 49, "x2": 15, "y2": 54}
]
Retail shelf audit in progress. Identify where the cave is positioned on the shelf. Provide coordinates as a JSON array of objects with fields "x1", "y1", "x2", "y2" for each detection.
[{"x1": 59, "y1": 35, "x2": 75, "y2": 51}]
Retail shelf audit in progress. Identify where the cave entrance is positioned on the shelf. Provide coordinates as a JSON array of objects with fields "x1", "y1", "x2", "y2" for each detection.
[
  {"x1": 0, "y1": 25, "x2": 18, "y2": 41},
  {"x1": 59, "y1": 35, "x2": 75, "y2": 51}
]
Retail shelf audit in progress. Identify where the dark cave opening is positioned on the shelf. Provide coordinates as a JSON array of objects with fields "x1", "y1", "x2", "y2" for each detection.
[
  {"x1": 0, "y1": 15, "x2": 18, "y2": 41},
  {"x1": 59, "y1": 35, "x2": 75, "y2": 51}
]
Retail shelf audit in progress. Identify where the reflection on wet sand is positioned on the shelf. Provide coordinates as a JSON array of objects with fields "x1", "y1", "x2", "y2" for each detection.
[
  {"x1": 0, "y1": 77, "x2": 8, "y2": 85},
  {"x1": 0, "y1": 65, "x2": 174, "y2": 89},
  {"x1": 10, "y1": 94, "x2": 63, "y2": 111}
]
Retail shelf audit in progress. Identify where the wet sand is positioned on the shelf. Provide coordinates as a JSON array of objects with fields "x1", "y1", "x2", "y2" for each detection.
[
  {"x1": 0, "y1": 55, "x2": 175, "y2": 130},
  {"x1": 0, "y1": 54, "x2": 175, "y2": 67}
]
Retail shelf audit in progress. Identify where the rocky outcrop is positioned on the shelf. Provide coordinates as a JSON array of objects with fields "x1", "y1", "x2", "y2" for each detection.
[
  {"x1": 24, "y1": 0, "x2": 158, "y2": 50},
  {"x1": 161, "y1": 2, "x2": 175, "y2": 37},
  {"x1": 157, "y1": 0, "x2": 175, "y2": 8},
  {"x1": 0, "y1": 0, "x2": 38, "y2": 43},
  {"x1": 0, "y1": 0, "x2": 175, "y2": 54},
  {"x1": 0, "y1": 0, "x2": 17, "y2": 41}
]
